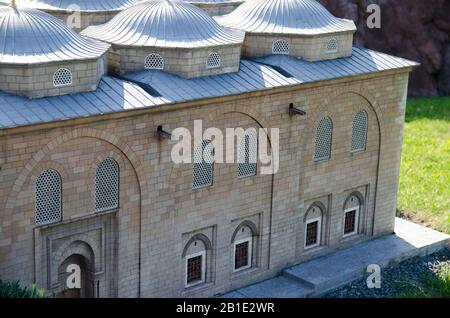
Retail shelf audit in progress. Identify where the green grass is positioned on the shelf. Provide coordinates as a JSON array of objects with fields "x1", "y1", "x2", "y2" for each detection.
[
  {"x1": 396, "y1": 262, "x2": 450, "y2": 298},
  {"x1": 397, "y1": 97, "x2": 450, "y2": 234}
]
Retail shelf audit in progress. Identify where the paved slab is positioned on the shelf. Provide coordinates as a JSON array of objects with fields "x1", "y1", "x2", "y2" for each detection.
[{"x1": 222, "y1": 218, "x2": 449, "y2": 298}]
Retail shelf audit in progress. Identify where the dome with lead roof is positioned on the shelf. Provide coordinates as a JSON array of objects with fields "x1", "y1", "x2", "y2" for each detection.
[
  {"x1": 215, "y1": 0, "x2": 356, "y2": 35},
  {"x1": 81, "y1": 0, "x2": 244, "y2": 48},
  {"x1": 215, "y1": 0, "x2": 356, "y2": 61},
  {"x1": 0, "y1": 4, "x2": 109, "y2": 98},
  {"x1": 0, "y1": 0, "x2": 141, "y2": 13}
]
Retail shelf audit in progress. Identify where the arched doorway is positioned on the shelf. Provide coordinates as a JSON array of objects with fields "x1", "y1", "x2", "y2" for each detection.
[{"x1": 56, "y1": 254, "x2": 95, "y2": 298}]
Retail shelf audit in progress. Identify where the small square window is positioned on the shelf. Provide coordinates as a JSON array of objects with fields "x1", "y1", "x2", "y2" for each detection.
[
  {"x1": 344, "y1": 210, "x2": 357, "y2": 236},
  {"x1": 186, "y1": 254, "x2": 204, "y2": 286},
  {"x1": 305, "y1": 221, "x2": 319, "y2": 247}
]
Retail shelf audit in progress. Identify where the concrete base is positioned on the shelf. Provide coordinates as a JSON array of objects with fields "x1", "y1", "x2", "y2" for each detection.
[{"x1": 221, "y1": 218, "x2": 450, "y2": 298}]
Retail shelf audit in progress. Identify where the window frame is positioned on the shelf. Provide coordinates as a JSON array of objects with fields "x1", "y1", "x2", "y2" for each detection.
[
  {"x1": 144, "y1": 53, "x2": 164, "y2": 70},
  {"x1": 326, "y1": 38, "x2": 338, "y2": 53},
  {"x1": 192, "y1": 140, "x2": 214, "y2": 189},
  {"x1": 304, "y1": 217, "x2": 322, "y2": 250},
  {"x1": 272, "y1": 39, "x2": 289, "y2": 55},
  {"x1": 237, "y1": 132, "x2": 258, "y2": 179},
  {"x1": 343, "y1": 207, "x2": 360, "y2": 238},
  {"x1": 35, "y1": 169, "x2": 62, "y2": 226},
  {"x1": 314, "y1": 117, "x2": 333, "y2": 162},
  {"x1": 206, "y1": 52, "x2": 221, "y2": 69},
  {"x1": 94, "y1": 158, "x2": 120, "y2": 212},
  {"x1": 185, "y1": 251, "x2": 206, "y2": 288},
  {"x1": 232, "y1": 237, "x2": 253, "y2": 273},
  {"x1": 53, "y1": 68, "x2": 73, "y2": 87},
  {"x1": 351, "y1": 110, "x2": 368, "y2": 153}
]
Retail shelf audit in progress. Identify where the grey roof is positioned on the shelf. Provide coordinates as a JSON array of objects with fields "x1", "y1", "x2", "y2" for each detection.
[
  {"x1": 0, "y1": 48, "x2": 417, "y2": 130},
  {"x1": 0, "y1": 6, "x2": 110, "y2": 64},
  {"x1": 1, "y1": 0, "x2": 142, "y2": 12},
  {"x1": 215, "y1": 0, "x2": 356, "y2": 35},
  {"x1": 81, "y1": 0, "x2": 245, "y2": 49}
]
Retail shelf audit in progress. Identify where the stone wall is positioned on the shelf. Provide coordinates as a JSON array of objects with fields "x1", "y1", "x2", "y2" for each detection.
[
  {"x1": 191, "y1": 2, "x2": 244, "y2": 17},
  {"x1": 51, "y1": 11, "x2": 119, "y2": 33},
  {"x1": 0, "y1": 56, "x2": 107, "y2": 99},
  {"x1": 108, "y1": 45, "x2": 242, "y2": 78},
  {"x1": 241, "y1": 32, "x2": 354, "y2": 61},
  {"x1": 0, "y1": 69, "x2": 410, "y2": 297}
]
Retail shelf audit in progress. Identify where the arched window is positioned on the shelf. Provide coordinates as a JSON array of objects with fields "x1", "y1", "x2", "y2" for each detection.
[
  {"x1": 35, "y1": 169, "x2": 62, "y2": 226},
  {"x1": 304, "y1": 204, "x2": 323, "y2": 249},
  {"x1": 95, "y1": 158, "x2": 119, "y2": 211},
  {"x1": 314, "y1": 117, "x2": 333, "y2": 161},
  {"x1": 193, "y1": 140, "x2": 214, "y2": 189},
  {"x1": 232, "y1": 224, "x2": 255, "y2": 272},
  {"x1": 183, "y1": 236, "x2": 211, "y2": 288},
  {"x1": 207, "y1": 52, "x2": 221, "y2": 69},
  {"x1": 351, "y1": 110, "x2": 368, "y2": 152},
  {"x1": 237, "y1": 130, "x2": 257, "y2": 178},
  {"x1": 343, "y1": 194, "x2": 362, "y2": 237},
  {"x1": 53, "y1": 68, "x2": 73, "y2": 87},
  {"x1": 272, "y1": 39, "x2": 289, "y2": 55},
  {"x1": 326, "y1": 38, "x2": 338, "y2": 53},
  {"x1": 145, "y1": 53, "x2": 164, "y2": 70}
]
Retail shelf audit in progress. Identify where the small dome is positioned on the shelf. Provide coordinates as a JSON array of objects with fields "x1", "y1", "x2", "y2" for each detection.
[
  {"x1": 0, "y1": 0, "x2": 141, "y2": 12},
  {"x1": 81, "y1": 0, "x2": 244, "y2": 48},
  {"x1": 215, "y1": 0, "x2": 356, "y2": 35},
  {"x1": 0, "y1": 5, "x2": 110, "y2": 64}
]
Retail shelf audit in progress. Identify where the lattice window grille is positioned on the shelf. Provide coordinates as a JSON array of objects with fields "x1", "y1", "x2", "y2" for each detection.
[
  {"x1": 193, "y1": 140, "x2": 214, "y2": 189},
  {"x1": 326, "y1": 38, "x2": 338, "y2": 53},
  {"x1": 35, "y1": 169, "x2": 62, "y2": 226},
  {"x1": 145, "y1": 53, "x2": 164, "y2": 70},
  {"x1": 95, "y1": 158, "x2": 119, "y2": 211},
  {"x1": 238, "y1": 132, "x2": 257, "y2": 178},
  {"x1": 351, "y1": 110, "x2": 368, "y2": 152},
  {"x1": 207, "y1": 52, "x2": 221, "y2": 69},
  {"x1": 314, "y1": 117, "x2": 333, "y2": 161},
  {"x1": 53, "y1": 68, "x2": 73, "y2": 87},
  {"x1": 272, "y1": 40, "x2": 289, "y2": 55}
]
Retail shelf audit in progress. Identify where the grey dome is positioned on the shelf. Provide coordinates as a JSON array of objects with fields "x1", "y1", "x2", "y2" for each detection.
[
  {"x1": 215, "y1": 0, "x2": 356, "y2": 35},
  {"x1": 0, "y1": 5, "x2": 110, "y2": 64},
  {"x1": 81, "y1": 0, "x2": 244, "y2": 48},
  {"x1": 0, "y1": 0, "x2": 142, "y2": 13}
]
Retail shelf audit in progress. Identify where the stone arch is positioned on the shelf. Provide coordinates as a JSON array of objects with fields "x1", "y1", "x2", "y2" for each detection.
[
  {"x1": 343, "y1": 191, "x2": 365, "y2": 211},
  {"x1": 182, "y1": 233, "x2": 212, "y2": 258},
  {"x1": 230, "y1": 220, "x2": 259, "y2": 243},
  {"x1": 1, "y1": 128, "x2": 144, "y2": 231},
  {"x1": 303, "y1": 201, "x2": 327, "y2": 223}
]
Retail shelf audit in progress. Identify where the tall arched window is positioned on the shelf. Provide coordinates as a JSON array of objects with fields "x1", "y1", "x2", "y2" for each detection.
[
  {"x1": 35, "y1": 169, "x2": 62, "y2": 226},
  {"x1": 193, "y1": 140, "x2": 214, "y2": 189},
  {"x1": 238, "y1": 130, "x2": 258, "y2": 178},
  {"x1": 232, "y1": 224, "x2": 256, "y2": 272},
  {"x1": 53, "y1": 68, "x2": 73, "y2": 87},
  {"x1": 95, "y1": 158, "x2": 119, "y2": 211},
  {"x1": 145, "y1": 53, "x2": 164, "y2": 70},
  {"x1": 351, "y1": 110, "x2": 368, "y2": 152},
  {"x1": 272, "y1": 39, "x2": 289, "y2": 55},
  {"x1": 343, "y1": 193, "x2": 362, "y2": 237},
  {"x1": 314, "y1": 117, "x2": 333, "y2": 161}
]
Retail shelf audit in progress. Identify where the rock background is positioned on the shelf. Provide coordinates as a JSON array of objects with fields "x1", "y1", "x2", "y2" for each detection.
[{"x1": 320, "y1": 0, "x2": 450, "y2": 97}]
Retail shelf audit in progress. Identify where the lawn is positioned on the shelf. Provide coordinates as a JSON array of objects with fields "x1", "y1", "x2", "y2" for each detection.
[{"x1": 397, "y1": 97, "x2": 450, "y2": 234}]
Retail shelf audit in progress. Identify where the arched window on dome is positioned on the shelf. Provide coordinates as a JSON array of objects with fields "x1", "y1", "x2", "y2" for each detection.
[
  {"x1": 326, "y1": 38, "x2": 339, "y2": 53},
  {"x1": 53, "y1": 68, "x2": 73, "y2": 87},
  {"x1": 145, "y1": 53, "x2": 164, "y2": 70},
  {"x1": 207, "y1": 52, "x2": 221, "y2": 69},
  {"x1": 272, "y1": 39, "x2": 289, "y2": 55},
  {"x1": 35, "y1": 169, "x2": 62, "y2": 226}
]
